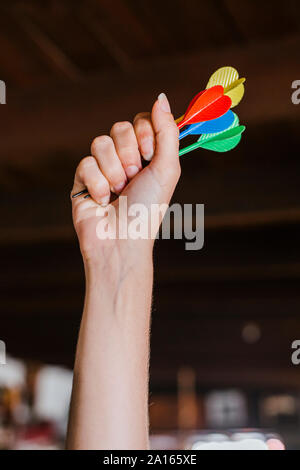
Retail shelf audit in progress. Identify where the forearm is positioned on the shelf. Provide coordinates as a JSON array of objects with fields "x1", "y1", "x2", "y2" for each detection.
[{"x1": 66, "y1": 250, "x2": 153, "y2": 449}]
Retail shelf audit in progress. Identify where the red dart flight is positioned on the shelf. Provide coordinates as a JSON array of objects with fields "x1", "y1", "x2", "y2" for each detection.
[{"x1": 177, "y1": 85, "x2": 232, "y2": 130}]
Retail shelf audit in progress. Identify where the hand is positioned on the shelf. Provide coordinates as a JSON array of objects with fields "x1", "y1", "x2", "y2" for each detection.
[{"x1": 71, "y1": 93, "x2": 180, "y2": 267}]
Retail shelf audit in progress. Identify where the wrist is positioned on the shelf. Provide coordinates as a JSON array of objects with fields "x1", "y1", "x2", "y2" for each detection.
[
  {"x1": 83, "y1": 247, "x2": 154, "y2": 322},
  {"x1": 83, "y1": 242, "x2": 153, "y2": 288}
]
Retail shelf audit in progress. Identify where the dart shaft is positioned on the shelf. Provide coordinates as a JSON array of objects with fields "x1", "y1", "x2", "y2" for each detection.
[
  {"x1": 177, "y1": 120, "x2": 186, "y2": 130},
  {"x1": 179, "y1": 141, "x2": 202, "y2": 157},
  {"x1": 179, "y1": 128, "x2": 191, "y2": 140},
  {"x1": 179, "y1": 121, "x2": 206, "y2": 140}
]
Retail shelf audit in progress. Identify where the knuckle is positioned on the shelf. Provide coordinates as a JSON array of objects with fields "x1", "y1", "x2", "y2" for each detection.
[
  {"x1": 111, "y1": 121, "x2": 132, "y2": 135},
  {"x1": 138, "y1": 130, "x2": 153, "y2": 141},
  {"x1": 163, "y1": 114, "x2": 179, "y2": 135},
  {"x1": 118, "y1": 147, "x2": 140, "y2": 165},
  {"x1": 77, "y1": 156, "x2": 95, "y2": 176},
  {"x1": 92, "y1": 179, "x2": 110, "y2": 197},
  {"x1": 91, "y1": 135, "x2": 113, "y2": 154},
  {"x1": 106, "y1": 164, "x2": 126, "y2": 182},
  {"x1": 134, "y1": 119, "x2": 152, "y2": 135},
  {"x1": 159, "y1": 121, "x2": 179, "y2": 141},
  {"x1": 169, "y1": 119, "x2": 180, "y2": 137},
  {"x1": 133, "y1": 112, "x2": 150, "y2": 123}
]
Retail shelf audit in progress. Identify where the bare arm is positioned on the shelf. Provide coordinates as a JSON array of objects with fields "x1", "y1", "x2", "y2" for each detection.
[
  {"x1": 66, "y1": 94, "x2": 180, "y2": 449},
  {"x1": 67, "y1": 253, "x2": 153, "y2": 449}
]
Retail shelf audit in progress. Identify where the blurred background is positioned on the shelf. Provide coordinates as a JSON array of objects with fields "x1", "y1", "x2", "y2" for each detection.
[{"x1": 0, "y1": 0, "x2": 300, "y2": 450}]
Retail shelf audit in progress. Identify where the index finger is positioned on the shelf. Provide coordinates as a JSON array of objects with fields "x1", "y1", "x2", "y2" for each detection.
[{"x1": 133, "y1": 112, "x2": 155, "y2": 161}]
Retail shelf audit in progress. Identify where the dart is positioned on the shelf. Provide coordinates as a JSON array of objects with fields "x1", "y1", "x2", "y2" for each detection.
[
  {"x1": 179, "y1": 109, "x2": 235, "y2": 140},
  {"x1": 176, "y1": 85, "x2": 231, "y2": 130},
  {"x1": 179, "y1": 113, "x2": 245, "y2": 157},
  {"x1": 175, "y1": 90, "x2": 204, "y2": 123},
  {"x1": 206, "y1": 66, "x2": 245, "y2": 108},
  {"x1": 175, "y1": 66, "x2": 245, "y2": 124},
  {"x1": 73, "y1": 66, "x2": 247, "y2": 201},
  {"x1": 174, "y1": 92, "x2": 203, "y2": 124}
]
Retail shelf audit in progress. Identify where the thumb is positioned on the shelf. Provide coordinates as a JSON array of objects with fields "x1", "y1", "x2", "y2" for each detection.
[{"x1": 150, "y1": 93, "x2": 180, "y2": 183}]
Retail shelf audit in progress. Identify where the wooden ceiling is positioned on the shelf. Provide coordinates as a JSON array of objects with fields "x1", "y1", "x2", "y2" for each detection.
[
  {"x1": 0, "y1": 0, "x2": 298, "y2": 90},
  {"x1": 1, "y1": 0, "x2": 300, "y2": 390}
]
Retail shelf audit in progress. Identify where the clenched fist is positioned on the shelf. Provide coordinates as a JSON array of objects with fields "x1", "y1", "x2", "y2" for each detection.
[{"x1": 71, "y1": 93, "x2": 180, "y2": 265}]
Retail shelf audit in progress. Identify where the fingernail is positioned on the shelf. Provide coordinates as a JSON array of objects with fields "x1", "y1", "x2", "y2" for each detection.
[
  {"x1": 158, "y1": 92, "x2": 171, "y2": 113},
  {"x1": 141, "y1": 137, "x2": 154, "y2": 161},
  {"x1": 125, "y1": 165, "x2": 139, "y2": 179},
  {"x1": 112, "y1": 181, "x2": 126, "y2": 194},
  {"x1": 100, "y1": 195, "x2": 110, "y2": 207}
]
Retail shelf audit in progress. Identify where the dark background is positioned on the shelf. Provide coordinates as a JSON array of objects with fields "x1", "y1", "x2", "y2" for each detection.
[{"x1": 0, "y1": 0, "x2": 300, "y2": 447}]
